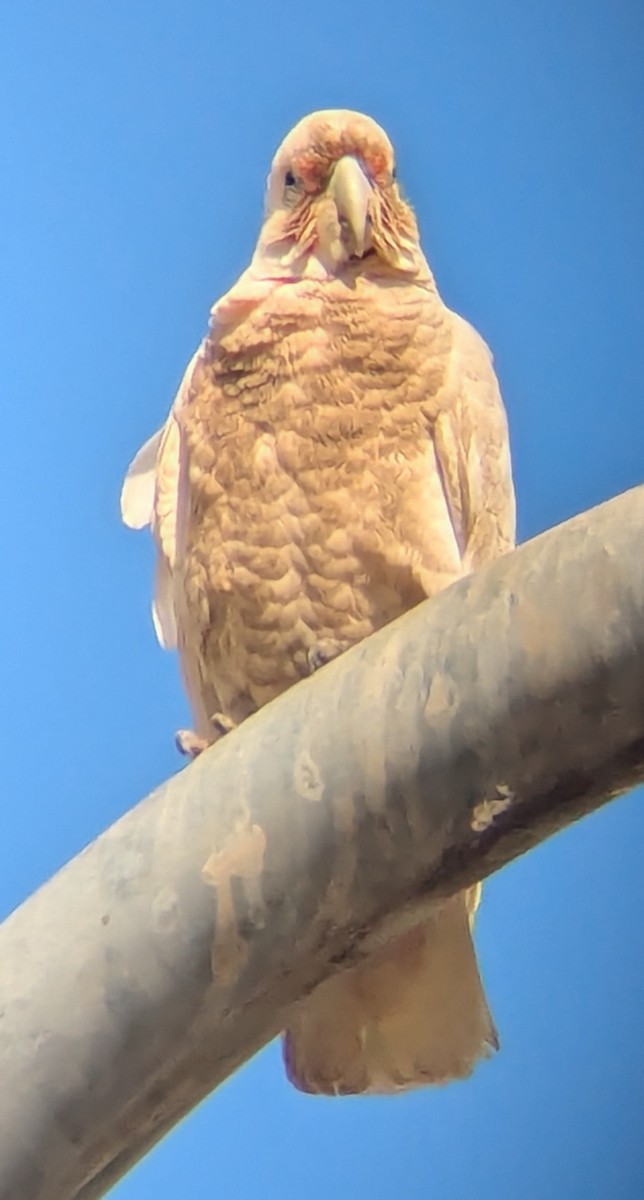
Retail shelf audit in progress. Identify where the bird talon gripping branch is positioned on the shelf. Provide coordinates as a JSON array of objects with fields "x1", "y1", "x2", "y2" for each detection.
[
  {"x1": 210, "y1": 712, "x2": 237, "y2": 738},
  {"x1": 307, "y1": 641, "x2": 342, "y2": 673},
  {"x1": 174, "y1": 729, "x2": 209, "y2": 759}
]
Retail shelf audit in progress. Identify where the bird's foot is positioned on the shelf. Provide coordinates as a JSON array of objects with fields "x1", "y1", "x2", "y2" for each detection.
[
  {"x1": 175, "y1": 729, "x2": 210, "y2": 759},
  {"x1": 307, "y1": 640, "x2": 342, "y2": 674},
  {"x1": 210, "y1": 711, "x2": 237, "y2": 738},
  {"x1": 175, "y1": 712, "x2": 237, "y2": 759}
]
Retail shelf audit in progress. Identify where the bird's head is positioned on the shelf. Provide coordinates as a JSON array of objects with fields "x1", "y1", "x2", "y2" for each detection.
[{"x1": 252, "y1": 110, "x2": 426, "y2": 281}]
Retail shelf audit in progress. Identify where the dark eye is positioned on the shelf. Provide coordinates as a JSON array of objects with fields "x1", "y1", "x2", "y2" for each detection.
[
  {"x1": 284, "y1": 169, "x2": 297, "y2": 187},
  {"x1": 392, "y1": 165, "x2": 397, "y2": 181}
]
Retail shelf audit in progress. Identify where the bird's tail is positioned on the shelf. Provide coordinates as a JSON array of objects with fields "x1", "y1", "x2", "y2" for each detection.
[{"x1": 283, "y1": 891, "x2": 497, "y2": 1095}]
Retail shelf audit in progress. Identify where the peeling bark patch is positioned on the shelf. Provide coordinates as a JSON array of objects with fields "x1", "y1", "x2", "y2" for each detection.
[
  {"x1": 202, "y1": 822, "x2": 267, "y2": 984},
  {"x1": 293, "y1": 750, "x2": 324, "y2": 802},
  {"x1": 470, "y1": 785, "x2": 514, "y2": 832},
  {"x1": 151, "y1": 887, "x2": 180, "y2": 932}
]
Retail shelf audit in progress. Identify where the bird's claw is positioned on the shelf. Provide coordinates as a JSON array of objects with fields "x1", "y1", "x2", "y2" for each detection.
[
  {"x1": 175, "y1": 729, "x2": 210, "y2": 759},
  {"x1": 210, "y1": 712, "x2": 237, "y2": 738},
  {"x1": 175, "y1": 712, "x2": 237, "y2": 758},
  {"x1": 307, "y1": 641, "x2": 341, "y2": 674}
]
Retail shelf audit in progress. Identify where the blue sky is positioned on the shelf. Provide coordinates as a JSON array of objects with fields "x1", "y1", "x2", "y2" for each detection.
[{"x1": 1, "y1": 2, "x2": 643, "y2": 1197}]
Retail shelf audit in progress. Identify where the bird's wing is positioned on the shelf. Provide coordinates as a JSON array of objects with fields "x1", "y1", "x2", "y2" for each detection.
[
  {"x1": 433, "y1": 313, "x2": 516, "y2": 569},
  {"x1": 120, "y1": 350, "x2": 201, "y2": 650}
]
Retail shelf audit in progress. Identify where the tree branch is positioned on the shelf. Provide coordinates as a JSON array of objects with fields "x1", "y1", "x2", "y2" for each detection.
[{"x1": 1, "y1": 485, "x2": 643, "y2": 1200}]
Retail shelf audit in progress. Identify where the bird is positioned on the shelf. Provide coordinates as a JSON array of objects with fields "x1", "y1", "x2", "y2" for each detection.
[{"x1": 121, "y1": 108, "x2": 516, "y2": 1094}]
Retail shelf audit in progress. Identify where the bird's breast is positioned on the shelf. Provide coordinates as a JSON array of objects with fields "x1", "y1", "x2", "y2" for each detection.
[{"x1": 178, "y1": 277, "x2": 458, "y2": 718}]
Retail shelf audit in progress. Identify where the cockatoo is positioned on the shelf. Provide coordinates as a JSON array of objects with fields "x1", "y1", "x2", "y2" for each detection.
[{"x1": 121, "y1": 109, "x2": 515, "y2": 1094}]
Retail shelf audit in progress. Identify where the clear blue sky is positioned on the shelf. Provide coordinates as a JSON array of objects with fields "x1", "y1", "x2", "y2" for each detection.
[{"x1": 1, "y1": 2, "x2": 643, "y2": 1197}]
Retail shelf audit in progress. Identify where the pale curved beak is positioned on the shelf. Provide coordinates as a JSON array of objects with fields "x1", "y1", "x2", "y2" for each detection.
[{"x1": 327, "y1": 155, "x2": 372, "y2": 257}]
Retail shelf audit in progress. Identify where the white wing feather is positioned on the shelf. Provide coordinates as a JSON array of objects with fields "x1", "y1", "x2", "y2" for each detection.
[
  {"x1": 121, "y1": 350, "x2": 201, "y2": 650},
  {"x1": 120, "y1": 429, "x2": 164, "y2": 530}
]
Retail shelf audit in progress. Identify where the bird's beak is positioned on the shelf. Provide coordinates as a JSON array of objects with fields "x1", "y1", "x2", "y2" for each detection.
[{"x1": 326, "y1": 155, "x2": 372, "y2": 257}]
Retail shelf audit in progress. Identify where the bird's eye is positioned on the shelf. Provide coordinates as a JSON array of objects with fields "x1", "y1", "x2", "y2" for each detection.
[
  {"x1": 392, "y1": 165, "x2": 398, "y2": 181},
  {"x1": 282, "y1": 168, "x2": 302, "y2": 207}
]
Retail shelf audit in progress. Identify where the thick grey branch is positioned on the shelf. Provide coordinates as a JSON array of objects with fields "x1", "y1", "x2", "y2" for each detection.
[{"x1": 1, "y1": 485, "x2": 643, "y2": 1200}]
